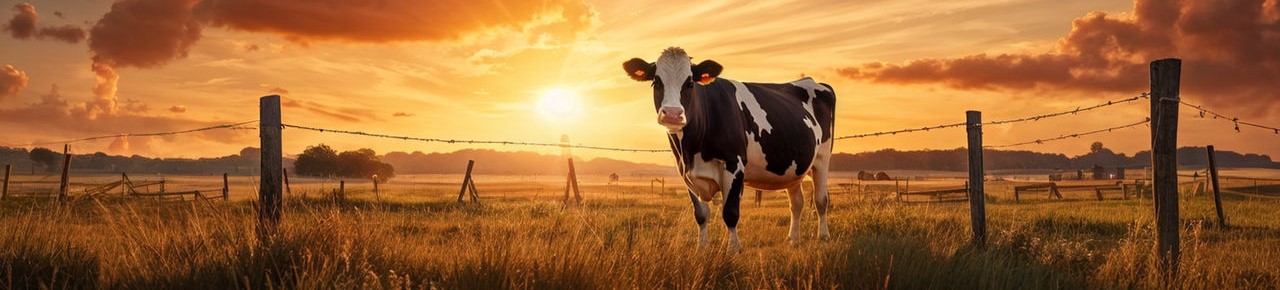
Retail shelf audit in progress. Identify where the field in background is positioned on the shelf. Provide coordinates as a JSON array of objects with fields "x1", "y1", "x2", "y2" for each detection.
[{"x1": 2, "y1": 169, "x2": 1279, "y2": 289}]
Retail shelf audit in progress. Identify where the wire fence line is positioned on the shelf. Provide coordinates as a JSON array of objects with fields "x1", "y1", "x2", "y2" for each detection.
[
  {"x1": 833, "y1": 93, "x2": 1149, "y2": 140},
  {"x1": 4, "y1": 120, "x2": 258, "y2": 147},
  {"x1": 1179, "y1": 99, "x2": 1280, "y2": 134},
  {"x1": 281, "y1": 124, "x2": 670, "y2": 153},
  {"x1": 984, "y1": 118, "x2": 1151, "y2": 149},
  {"x1": 3, "y1": 92, "x2": 1274, "y2": 153}
]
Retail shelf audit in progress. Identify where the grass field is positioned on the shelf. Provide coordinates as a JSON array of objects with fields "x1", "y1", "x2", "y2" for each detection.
[{"x1": 2, "y1": 170, "x2": 1279, "y2": 289}]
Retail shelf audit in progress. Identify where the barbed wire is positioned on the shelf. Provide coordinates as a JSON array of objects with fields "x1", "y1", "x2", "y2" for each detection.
[
  {"x1": 833, "y1": 122, "x2": 967, "y2": 140},
  {"x1": 1179, "y1": 99, "x2": 1280, "y2": 134},
  {"x1": 984, "y1": 118, "x2": 1151, "y2": 149},
  {"x1": 984, "y1": 93, "x2": 1148, "y2": 125},
  {"x1": 281, "y1": 123, "x2": 671, "y2": 153},
  {"x1": 4, "y1": 120, "x2": 258, "y2": 147},
  {"x1": 834, "y1": 93, "x2": 1148, "y2": 140}
]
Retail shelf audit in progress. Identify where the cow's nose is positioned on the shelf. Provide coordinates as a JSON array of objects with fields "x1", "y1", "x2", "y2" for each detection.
[{"x1": 660, "y1": 107, "x2": 685, "y2": 119}]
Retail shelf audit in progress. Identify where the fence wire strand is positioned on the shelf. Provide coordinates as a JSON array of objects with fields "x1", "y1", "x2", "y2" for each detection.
[
  {"x1": 834, "y1": 93, "x2": 1148, "y2": 140},
  {"x1": 5, "y1": 120, "x2": 258, "y2": 147},
  {"x1": 281, "y1": 123, "x2": 670, "y2": 153},
  {"x1": 984, "y1": 118, "x2": 1151, "y2": 148},
  {"x1": 1179, "y1": 99, "x2": 1280, "y2": 134}
]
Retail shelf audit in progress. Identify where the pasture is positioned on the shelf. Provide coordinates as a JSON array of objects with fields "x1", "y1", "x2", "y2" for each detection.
[{"x1": 2, "y1": 170, "x2": 1279, "y2": 289}]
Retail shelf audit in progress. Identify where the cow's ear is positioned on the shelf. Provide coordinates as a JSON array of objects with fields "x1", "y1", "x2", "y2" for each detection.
[
  {"x1": 692, "y1": 60, "x2": 723, "y2": 85},
  {"x1": 623, "y1": 58, "x2": 655, "y2": 81}
]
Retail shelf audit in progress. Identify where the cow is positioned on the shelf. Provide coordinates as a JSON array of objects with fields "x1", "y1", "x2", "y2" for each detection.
[{"x1": 622, "y1": 47, "x2": 836, "y2": 250}]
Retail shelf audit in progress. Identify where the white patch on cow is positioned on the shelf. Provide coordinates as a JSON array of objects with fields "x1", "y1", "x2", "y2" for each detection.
[
  {"x1": 655, "y1": 47, "x2": 693, "y2": 110},
  {"x1": 731, "y1": 80, "x2": 773, "y2": 135},
  {"x1": 789, "y1": 77, "x2": 829, "y2": 144},
  {"x1": 743, "y1": 139, "x2": 807, "y2": 190},
  {"x1": 685, "y1": 152, "x2": 726, "y2": 202}
]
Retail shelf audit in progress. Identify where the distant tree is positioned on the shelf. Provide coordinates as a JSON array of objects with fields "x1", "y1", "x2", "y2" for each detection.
[
  {"x1": 294, "y1": 144, "x2": 338, "y2": 177},
  {"x1": 239, "y1": 147, "x2": 261, "y2": 160},
  {"x1": 28, "y1": 147, "x2": 59, "y2": 173},
  {"x1": 293, "y1": 144, "x2": 394, "y2": 180},
  {"x1": 1090, "y1": 142, "x2": 1105, "y2": 153}
]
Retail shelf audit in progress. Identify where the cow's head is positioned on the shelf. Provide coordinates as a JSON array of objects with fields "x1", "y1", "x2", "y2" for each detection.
[{"x1": 622, "y1": 47, "x2": 722, "y2": 132}]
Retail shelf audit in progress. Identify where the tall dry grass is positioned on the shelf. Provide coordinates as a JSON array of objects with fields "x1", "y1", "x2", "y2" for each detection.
[{"x1": 1, "y1": 181, "x2": 1278, "y2": 289}]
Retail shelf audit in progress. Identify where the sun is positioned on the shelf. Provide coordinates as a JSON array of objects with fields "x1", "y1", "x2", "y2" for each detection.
[{"x1": 537, "y1": 88, "x2": 583, "y2": 121}]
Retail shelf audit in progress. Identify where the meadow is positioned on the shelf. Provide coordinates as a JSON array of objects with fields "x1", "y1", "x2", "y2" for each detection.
[{"x1": 1, "y1": 170, "x2": 1278, "y2": 289}]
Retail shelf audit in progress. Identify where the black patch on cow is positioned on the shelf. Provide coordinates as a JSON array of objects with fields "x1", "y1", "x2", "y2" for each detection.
[
  {"x1": 679, "y1": 78, "x2": 747, "y2": 174},
  {"x1": 741, "y1": 82, "x2": 823, "y2": 176},
  {"x1": 722, "y1": 171, "x2": 745, "y2": 228},
  {"x1": 688, "y1": 191, "x2": 707, "y2": 225}
]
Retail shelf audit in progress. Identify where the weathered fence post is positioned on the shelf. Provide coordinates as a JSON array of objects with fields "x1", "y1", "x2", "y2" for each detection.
[
  {"x1": 1150, "y1": 58, "x2": 1181, "y2": 277},
  {"x1": 222, "y1": 173, "x2": 229, "y2": 201},
  {"x1": 258, "y1": 95, "x2": 283, "y2": 244},
  {"x1": 564, "y1": 158, "x2": 582, "y2": 205},
  {"x1": 283, "y1": 168, "x2": 292, "y2": 196},
  {"x1": 965, "y1": 110, "x2": 987, "y2": 246},
  {"x1": 458, "y1": 160, "x2": 475, "y2": 203},
  {"x1": 372, "y1": 174, "x2": 381, "y2": 203},
  {"x1": 1207, "y1": 145, "x2": 1225, "y2": 227},
  {"x1": 2, "y1": 164, "x2": 10, "y2": 201},
  {"x1": 58, "y1": 144, "x2": 71, "y2": 203},
  {"x1": 338, "y1": 180, "x2": 346, "y2": 204}
]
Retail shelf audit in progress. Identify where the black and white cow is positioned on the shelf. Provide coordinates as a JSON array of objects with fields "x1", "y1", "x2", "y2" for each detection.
[{"x1": 623, "y1": 47, "x2": 836, "y2": 249}]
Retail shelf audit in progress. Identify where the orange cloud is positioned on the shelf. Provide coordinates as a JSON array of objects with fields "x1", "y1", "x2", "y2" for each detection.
[
  {"x1": 839, "y1": 0, "x2": 1280, "y2": 116},
  {"x1": 0, "y1": 64, "x2": 28, "y2": 99},
  {"x1": 0, "y1": 85, "x2": 249, "y2": 149},
  {"x1": 193, "y1": 0, "x2": 595, "y2": 43}
]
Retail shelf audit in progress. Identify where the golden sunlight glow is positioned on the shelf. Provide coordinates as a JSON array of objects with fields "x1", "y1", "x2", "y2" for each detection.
[{"x1": 536, "y1": 88, "x2": 584, "y2": 121}]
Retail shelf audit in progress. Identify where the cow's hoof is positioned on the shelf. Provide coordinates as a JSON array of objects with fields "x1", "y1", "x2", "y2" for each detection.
[
  {"x1": 787, "y1": 237, "x2": 800, "y2": 246},
  {"x1": 727, "y1": 242, "x2": 742, "y2": 253}
]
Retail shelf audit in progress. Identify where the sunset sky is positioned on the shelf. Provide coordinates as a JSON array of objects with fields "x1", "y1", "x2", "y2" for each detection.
[{"x1": 1, "y1": 0, "x2": 1277, "y2": 165}]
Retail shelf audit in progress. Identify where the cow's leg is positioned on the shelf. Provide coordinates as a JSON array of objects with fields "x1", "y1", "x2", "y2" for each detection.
[
  {"x1": 810, "y1": 141, "x2": 834, "y2": 239},
  {"x1": 687, "y1": 190, "x2": 711, "y2": 248},
  {"x1": 812, "y1": 141, "x2": 833, "y2": 240},
  {"x1": 785, "y1": 182, "x2": 805, "y2": 244},
  {"x1": 722, "y1": 172, "x2": 745, "y2": 251}
]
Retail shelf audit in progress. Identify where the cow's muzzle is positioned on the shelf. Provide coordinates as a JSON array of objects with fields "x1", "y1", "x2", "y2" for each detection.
[{"x1": 658, "y1": 106, "x2": 686, "y2": 130}]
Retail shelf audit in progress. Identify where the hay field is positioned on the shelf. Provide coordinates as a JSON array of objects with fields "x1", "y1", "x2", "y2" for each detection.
[{"x1": 2, "y1": 170, "x2": 1279, "y2": 289}]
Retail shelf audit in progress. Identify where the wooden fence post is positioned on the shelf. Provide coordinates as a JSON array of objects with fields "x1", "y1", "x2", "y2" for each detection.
[
  {"x1": 338, "y1": 180, "x2": 346, "y2": 204},
  {"x1": 458, "y1": 160, "x2": 475, "y2": 203},
  {"x1": 222, "y1": 173, "x2": 229, "y2": 201},
  {"x1": 258, "y1": 95, "x2": 283, "y2": 244},
  {"x1": 372, "y1": 174, "x2": 380, "y2": 203},
  {"x1": 564, "y1": 158, "x2": 582, "y2": 205},
  {"x1": 283, "y1": 168, "x2": 292, "y2": 196},
  {"x1": 965, "y1": 110, "x2": 987, "y2": 246},
  {"x1": 1207, "y1": 145, "x2": 1225, "y2": 227},
  {"x1": 58, "y1": 144, "x2": 71, "y2": 203},
  {"x1": 2, "y1": 164, "x2": 10, "y2": 201},
  {"x1": 1150, "y1": 58, "x2": 1181, "y2": 277}
]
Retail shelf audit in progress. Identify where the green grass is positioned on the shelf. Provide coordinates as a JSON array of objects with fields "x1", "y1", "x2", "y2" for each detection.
[{"x1": 1, "y1": 180, "x2": 1279, "y2": 289}]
